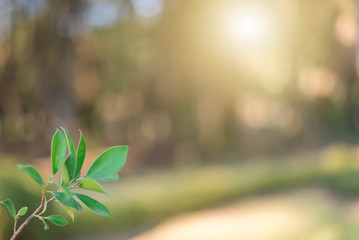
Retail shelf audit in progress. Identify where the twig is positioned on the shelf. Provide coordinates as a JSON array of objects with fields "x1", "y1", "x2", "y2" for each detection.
[
  {"x1": 13, "y1": 216, "x2": 19, "y2": 235},
  {"x1": 10, "y1": 189, "x2": 55, "y2": 240}
]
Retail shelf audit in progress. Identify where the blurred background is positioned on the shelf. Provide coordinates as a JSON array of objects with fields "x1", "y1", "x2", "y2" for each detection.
[{"x1": 2, "y1": 0, "x2": 359, "y2": 239}]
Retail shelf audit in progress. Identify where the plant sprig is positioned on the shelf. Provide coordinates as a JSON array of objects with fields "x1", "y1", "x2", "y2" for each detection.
[{"x1": 1, "y1": 128, "x2": 128, "y2": 240}]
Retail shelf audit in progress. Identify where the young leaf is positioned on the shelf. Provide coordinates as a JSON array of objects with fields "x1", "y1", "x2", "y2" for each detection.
[
  {"x1": 17, "y1": 207, "x2": 28, "y2": 216},
  {"x1": 96, "y1": 174, "x2": 119, "y2": 182},
  {"x1": 74, "y1": 131, "x2": 86, "y2": 178},
  {"x1": 52, "y1": 192, "x2": 82, "y2": 210},
  {"x1": 78, "y1": 178, "x2": 108, "y2": 196},
  {"x1": 64, "y1": 154, "x2": 76, "y2": 182},
  {"x1": 58, "y1": 202, "x2": 75, "y2": 221},
  {"x1": 0, "y1": 199, "x2": 16, "y2": 218},
  {"x1": 75, "y1": 193, "x2": 112, "y2": 218},
  {"x1": 18, "y1": 165, "x2": 45, "y2": 187},
  {"x1": 61, "y1": 162, "x2": 70, "y2": 186},
  {"x1": 47, "y1": 215, "x2": 68, "y2": 226},
  {"x1": 39, "y1": 217, "x2": 50, "y2": 230},
  {"x1": 61, "y1": 127, "x2": 77, "y2": 157},
  {"x1": 51, "y1": 130, "x2": 67, "y2": 174},
  {"x1": 85, "y1": 146, "x2": 128, "y2": 181}
]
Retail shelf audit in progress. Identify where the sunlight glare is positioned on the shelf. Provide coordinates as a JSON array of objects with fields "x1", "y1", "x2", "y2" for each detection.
[{"x1": 220, "y1": 5, "x2": 275, "y2": 46}]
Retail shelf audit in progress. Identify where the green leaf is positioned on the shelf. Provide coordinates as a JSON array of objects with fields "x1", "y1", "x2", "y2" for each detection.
[
  {"x1": 74, "y1": 131, "x2": 86, "y2": 178},
  {"x1": 51, "y1": 130, "x2": 67, "y2": 174},
  {"x1": 96, "y1": 174, "x2": 119, "y2": 182},
  {"x1": 52, "y1": 192, "x2": 82, "y2": 210},
  {"x1": 78, "y1": 178, "x2": 108, "y2": 196},
  {"x1": 61, "y1": 127, "x2": 77, "y2": 157},
  {"x1": 85, "y1": 146, "x2": 128, "y2": 181},
  {"x1": 47, "y1": 215, "x2": 68, "y2": 226},
  {"x1": 17, "y1": 207, "x2": 28, "y2": 216},
  {"x1": 39, "y1": 217, "x2": 50, "y2": 230},
  {"x1": 58, "y1": 202, "x2": 75, "y2": 221},
  {"x1": 18, "y1": 165, "x2": 45, "y2": 187},
  {"x1": 61, "y1": 161, "x2": 70, "y2": 186},
  {"x1": 64, "y1": 154, "x2": 76, "y2": 181},
  {"x1": 0, "y1": 199, "x2": 16, "y2": 218},
  {"x1": 75, "y1": 193, "x2": 112, "y2": 218}
]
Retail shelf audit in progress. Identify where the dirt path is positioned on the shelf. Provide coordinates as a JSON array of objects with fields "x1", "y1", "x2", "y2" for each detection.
[
  {"x1": 130, "y1": 188, "x2": 359, "y2": 240},
  {"x1": 70, "y1": 188, "x2": 359, "y2": 240}
]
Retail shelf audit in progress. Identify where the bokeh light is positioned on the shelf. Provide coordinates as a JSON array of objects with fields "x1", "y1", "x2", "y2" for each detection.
[{"x1": 218, "y1": 3, "x2": 277, "y2": 48}]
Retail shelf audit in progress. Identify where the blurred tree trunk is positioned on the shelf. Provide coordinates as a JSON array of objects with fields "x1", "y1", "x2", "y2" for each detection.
[
  {"x1": 33, "y1": 0, "x2": 86, "y2": 127},
  {"x1": 0, "y1": 0, "x2": 86, "y2": 154}
]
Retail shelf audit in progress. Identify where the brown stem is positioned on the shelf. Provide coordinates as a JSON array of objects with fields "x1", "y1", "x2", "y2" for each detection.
[
  {"x1": 13, "y1": 217, "x2": 19, "y2": 235},
  {"x1": 10, "y1": 189, "x2": 55, "y2": 240}
]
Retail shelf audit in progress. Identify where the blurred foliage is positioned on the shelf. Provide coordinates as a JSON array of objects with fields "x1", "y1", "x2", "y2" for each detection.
[{"x1": 1, "y1": 0, "x2": 359, "y2": 165}]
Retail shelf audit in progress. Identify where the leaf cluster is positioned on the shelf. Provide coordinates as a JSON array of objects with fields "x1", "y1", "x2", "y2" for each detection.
[{"x1": 1, "y1": 128, "x2": 128, "y2": 232}]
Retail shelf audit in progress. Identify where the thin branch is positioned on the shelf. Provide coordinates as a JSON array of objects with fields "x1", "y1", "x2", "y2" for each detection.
[
  {"x1": 10, "y1": 190, "x2": 55, "y2": 240},
  {"x1": 46, "y1": 196, "x2": 55, "y2": 205},
  {"x1": 13, "y1": 216, "x2": 19, "y2": 235}
]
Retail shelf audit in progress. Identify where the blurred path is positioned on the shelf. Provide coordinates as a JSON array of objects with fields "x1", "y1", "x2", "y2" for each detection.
[
  {"x1": 71, "y1": 188, "x2": 359, "y2": 240},
  {"x1": 129, "y1": 188, "x2": 358, "y2": 240}
]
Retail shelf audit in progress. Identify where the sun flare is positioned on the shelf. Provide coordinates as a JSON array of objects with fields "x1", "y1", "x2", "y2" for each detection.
[{"x1": 219, "y1": 4, "x2": 275, "y2": 47}]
